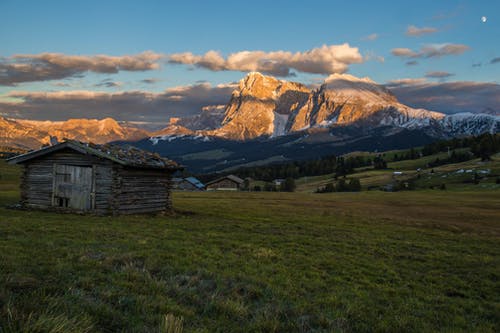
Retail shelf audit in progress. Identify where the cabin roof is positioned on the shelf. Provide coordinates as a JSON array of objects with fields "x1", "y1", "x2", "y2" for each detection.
[
  {"x1": 184, "y1": 177, "x2": 205, "y2": 189},
  {"x1": 7, "y1": 140, "x2": 181, "y2": 170},
  {"x1": 206, "y1": 174, "x2": 244, "y2": 186}
]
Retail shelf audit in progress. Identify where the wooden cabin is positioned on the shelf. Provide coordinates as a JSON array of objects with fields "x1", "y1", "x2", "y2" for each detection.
[
  {"x1": 7, "y1": 140, "x2": 181, "y2": 215},
  {"x1": 206, "y1": 174, "x2": 244, "y2": 191}
]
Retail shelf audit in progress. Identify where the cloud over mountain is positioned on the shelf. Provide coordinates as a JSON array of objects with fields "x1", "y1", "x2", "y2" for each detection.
[
  {"x1": 386, "y1": 78, "x2": 428, "y2": 86},
  {"x1": 0, "y1": 51, "x2": 164, "y2": 85},
  {"x1": 1, "y1": 82, "x2": 235, "y2": 124},
  {"x1": 424, "y1": 71, "x2": 454, "y2": 78},
  {"x1": 169, "y1": 44, "x2": 364, "y2": 76},
  {"x1": 388, "y1": 80, "x2": 500, "y2": 114}
]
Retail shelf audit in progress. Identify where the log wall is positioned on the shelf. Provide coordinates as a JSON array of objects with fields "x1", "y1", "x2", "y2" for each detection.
[{"x1": 113, "y1": 166, "x2": 172, "y2": 215}]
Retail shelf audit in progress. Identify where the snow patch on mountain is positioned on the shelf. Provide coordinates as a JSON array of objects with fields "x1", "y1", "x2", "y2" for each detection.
[
  {"x1": 439, "y1": 113, "x2": 500, "y2": 136},
  {"x1": 272, "y1": 112, "x2": 289, "y2": 137},
  {"x1": 149, "y1": 134, "x2": 211, "y2": 145}
]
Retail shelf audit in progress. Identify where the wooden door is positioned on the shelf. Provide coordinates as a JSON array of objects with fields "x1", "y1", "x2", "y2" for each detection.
[{"x1": 53, "y1": 165, "x2": 94, "y2": 211}]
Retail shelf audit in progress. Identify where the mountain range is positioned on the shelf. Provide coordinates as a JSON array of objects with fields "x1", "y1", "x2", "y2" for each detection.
[
  {"x1": 1, "y1": 72, "x2": 499, "y2": 172},
  {"x1": 0, "y1": 117, "x2": 148, "y2": 150},
  {"x1": 152, "y1": 72, "x2": 498, "y2": 141}
]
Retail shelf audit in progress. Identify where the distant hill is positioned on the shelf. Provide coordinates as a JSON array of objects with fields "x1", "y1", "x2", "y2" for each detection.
[{"x1": 0, "y1": 117, "x2": 149, "y2": 149}]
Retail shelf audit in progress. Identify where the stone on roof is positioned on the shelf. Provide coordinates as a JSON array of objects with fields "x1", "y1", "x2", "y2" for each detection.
[{"x1": 7, "y1": 139, "x2": 181, "y2": 170}]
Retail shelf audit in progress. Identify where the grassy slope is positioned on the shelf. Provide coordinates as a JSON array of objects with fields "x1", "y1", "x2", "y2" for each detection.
[
  {"x1": 1, "y1": 160, "x2": 499, "y2": 332},
  {"x1": 296, "y1": 152, "x2": 500, "y2": 193}
]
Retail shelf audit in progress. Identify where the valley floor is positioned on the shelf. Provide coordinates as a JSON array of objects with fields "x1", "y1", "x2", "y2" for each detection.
[{"x1": 0, "y1": 185, "x2": 499, "y2": 332}]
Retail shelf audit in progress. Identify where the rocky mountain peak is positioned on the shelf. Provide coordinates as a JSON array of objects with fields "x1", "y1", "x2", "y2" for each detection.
[
  {"x1": 211, "y1": 72, "x2": 312, "y2": 139},
  {"x1": 237, "y1": 72, "x2": 281, "y2": 99},
  {"x1": 236, "y1": 72, "x2": 309, "y2": 100},
  {"x1": 207, "y1": 72, "x2": 451, "y2": 139},
  {"x1": 100, "y1": 117, "x2": 120, "y2": 128},
  {"x1": 323, "y1": 73, "x2": 397, "y2": 104}
]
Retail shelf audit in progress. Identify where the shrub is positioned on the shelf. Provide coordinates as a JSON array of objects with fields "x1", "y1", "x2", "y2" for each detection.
[
  {"x1": 264, "y1": 183, "x2": 276, "y2": 192},
  {"x1": 336, "y1": 179, "x2": 348, "y2": 192},
  {"x1": 348, "y1": 178, "x2": 361, "y2": 192},
  {"x1": 316, "y1": 183, "x2": 335, "y2": 193},
  {"x1": 281, "y1": 177, "x2": 296, "y2": 192}
]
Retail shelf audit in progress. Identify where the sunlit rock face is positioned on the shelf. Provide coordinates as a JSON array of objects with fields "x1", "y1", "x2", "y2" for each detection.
[
  {"x1": 209, "y1": 72, "x2": 310, "y2": 139},
  {"x1": 209, "y1": 72, "x2": 444, "y2": 140}
]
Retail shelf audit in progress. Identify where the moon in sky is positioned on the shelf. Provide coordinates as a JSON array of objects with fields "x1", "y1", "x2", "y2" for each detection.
[{"x1": 481, "y1": 16, "x2": 487, "y2": 23}]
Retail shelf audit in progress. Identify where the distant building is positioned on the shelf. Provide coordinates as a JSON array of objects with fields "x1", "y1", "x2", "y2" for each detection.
[
  {"x1": 7, "y1": 140, "x2": 181, "y2": 215},
  {"x1": 173, "y1": 177, "x2": 205, "y2": 191},
  {"x1": 206, "y1": 174, "x2": 244, "y2": 191},
  {"x1": 273, "y1": 179, "x2": 285, "y2": 186}
]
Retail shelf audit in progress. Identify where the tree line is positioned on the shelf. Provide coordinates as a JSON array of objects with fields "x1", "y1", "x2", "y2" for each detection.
[
  {"x1": 198, "y1": 133, "x2": 499, "y2": 183},
  {"x1": 421, "y1": 133, "x2": 499, "y2": 160}
]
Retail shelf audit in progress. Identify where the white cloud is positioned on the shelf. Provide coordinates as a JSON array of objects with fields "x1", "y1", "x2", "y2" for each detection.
[
  {"x1": 391, "y1": 48, "x2": 418, "y2": 57},
  {"x1": 391, "y1": 43, "x2": 469, "y2": 59},
  {"x1": 169, "y1": 44, "x2": 364, "y2": 76},
  {"x1": 406, "y1": 25, "x2": 438, "y2": 37},
  {"x1": 364, "y1": 51, "x2": 385, "y2": 63},
  {"x1": 362, "y1": 33, "x2": 379, "y2": 41},
  {"x1": 386, "y1": 78, "x2": 428, "y2": 87},
  {"x1": 0, "y1": 51, "x2": 164, "y2": 85},
  {"x1": 425, "y1": 71, "x2": 454, "y2": 79}
]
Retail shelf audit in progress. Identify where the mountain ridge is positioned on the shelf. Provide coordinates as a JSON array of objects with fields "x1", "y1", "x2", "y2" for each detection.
[
  {"x1": 0, "y1": 117, "x2": 149, "y2": 149},
  {"x1": 153, "y1": 72, "x2": 498, "y2": 142},
  {"x1": 1, "y1": 72, "x2": 499, "y2": 151}
]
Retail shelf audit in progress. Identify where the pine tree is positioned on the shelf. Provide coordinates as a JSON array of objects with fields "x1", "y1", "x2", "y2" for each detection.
[{"x1": 281, "y1": 177, "x2": 296, "y2": 192}]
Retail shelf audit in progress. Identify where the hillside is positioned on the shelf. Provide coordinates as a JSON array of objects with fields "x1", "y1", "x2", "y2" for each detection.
[
  {"x1": 136, "y1": 127, "x2": 439, "y2": 174},
  {"x1": 216, "y1": 134, "x2": 500, "y2": 193},
  {"x1": 294, "y1": 152, "x2": 500, "y2": 193},
  {"x1": 0, "y1": 159, "x2": 499, "y2": 331}
]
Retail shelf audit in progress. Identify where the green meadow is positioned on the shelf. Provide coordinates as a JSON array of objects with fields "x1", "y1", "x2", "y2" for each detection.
[{"x1": 0, "y1": 161, "x2": 499, "y2": 332}]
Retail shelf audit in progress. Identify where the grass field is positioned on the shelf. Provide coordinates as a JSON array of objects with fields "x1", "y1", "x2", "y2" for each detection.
[{"x1": 0, "y1": 161, "x2": 499, "y2": 332}]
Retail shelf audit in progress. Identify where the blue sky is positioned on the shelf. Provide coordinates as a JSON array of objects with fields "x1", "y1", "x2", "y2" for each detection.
[{"x1": 0, "y1": 0, "x2": 499, "y2": 124}]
